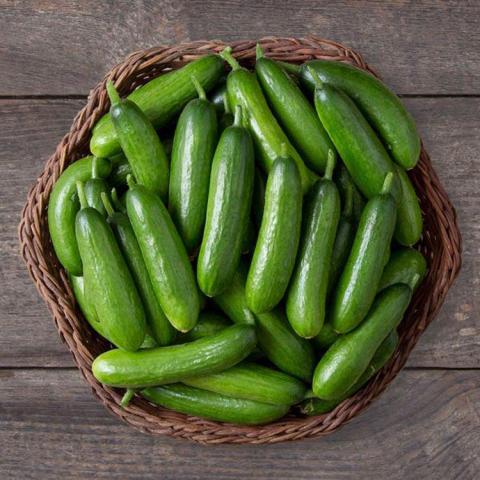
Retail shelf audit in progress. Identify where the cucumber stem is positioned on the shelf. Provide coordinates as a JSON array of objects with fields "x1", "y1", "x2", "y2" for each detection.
[
  {"x1": 190, "y1": 75, "x2": 206, "y2": 100},
  {"x1": 126, "y1": 174, "x2": 136, "y2": 190},
  {"x1": 106, "y1": 80, "x2": 121, "y2": 105},
  {"x1": 220, "y1": 47, "x2": 241, "y2": 71},
  {"x1": 306, "y1": 66, "x2": 324, "y2": 89},
  {"x1": 280, "y1": 142, "x2": 288, "y2": 158},
  {"x1": 100, "y1": 192, "x2": 115, "y2": 217},
  {"x1": 324, "y1": 150, "x2": 336, "y2": 180},
  {"x1": 120, "y1": 388, "x2": 135, "y2": 408},
  {"x1": 233, "y1": 105, "x2": 243, "y2": 127},
  {"x1": 381, "y1": 172, "x2": 394, "y2": 195},
  {"x1": 76, "y1": 181, "x2": 88, "y2": 209},
  {"x1": 256, "y1": 43, "x2": 265, "y2": 60},
  {"x1": 278, "y1": 61, "x2": 301, "y2": 76},
  {"x1": 110, "y1": 188, "x2": 125, "y2": 213},
  {"x1": 91, "y1": 156, "x2": 100, "y2": 179}
]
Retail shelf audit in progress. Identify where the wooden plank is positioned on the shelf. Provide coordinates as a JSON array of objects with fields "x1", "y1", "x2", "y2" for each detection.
[
  {"x1": 0, "y1": 0, "x2": 479, "y2": 95},
  {"x1": 1, "y1": 368, "x2": 479, "y2": 479}
]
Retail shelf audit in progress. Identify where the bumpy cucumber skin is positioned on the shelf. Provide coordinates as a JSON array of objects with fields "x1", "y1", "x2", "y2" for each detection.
[
  {"x1": 90, "y1": 55, "x2": 225, "y2": 158},
  {"x1": 286, "y1": 178, "x2": 341, "y2": 338},
  {"x1": 141, "y1": 384, "x2": 289, "y2": 425},
  {"x1": 178, "y1": 312, "x2": 231, "y2": 343},
  {"x1": 313, "y1": 284, "x2": 411, "y2": 400},
  {"x1": 92, "y1": 324, "x2": 256, "y2": 388},
  {"x1": 126, "y1": 185, "x2": 200, "y2": 333},
  {"x1": 197, "y1": 122, "x2": 254, "y2": 297},
  {"x1": 75, "y1": 208, "x2": 146, "y2": 351},
  {"x1": 379, "y1": 248, "x2": 427, "y2": 292},
  {"x1": 48, "y1": 156, "x2": 111, "y2": 275},
  {"x1": 331, "y1": 190, "x2": 397, "y2": 334},
  {"x1": 300, "y1": 60, "x2": 420, "y2": 170},
  {"x1": 183, "y1": 361, "x2": 306, "y2": 406},
  {"x1": 246, "y1": 156, "x2": 302, "y2": 313},
  {"x1": 335, "y1": 164, "x2": 365, "y2": 223},
  {"x1": 84, "y1": 178, "x2": 109, "y2": 217},
  {"x1": 169, "y1": 96, "x2": 218, "y2": 252},
  {"x1": 312, "y1": 323, "x2": 339, "y2": 351},
  {"x1": 256, "y1": 57, "x2": 335, "y2": 174}
]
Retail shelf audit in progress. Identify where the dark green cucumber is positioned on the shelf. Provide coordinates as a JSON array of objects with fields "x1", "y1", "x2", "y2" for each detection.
[
  {"x1": 183, "y1": 361, "x2": 306, "y2": 406},
  {"x1": 141, "y1": 384, "x2": 289, "y2": 425},
  {"x1": 91, "y1": 55, "x2": 225, "y2": 157},
  {"x1": 169, "y1": 77, "x2": 218, "y2": 252},
  {"x1": 101, "y1": 194, "x2": 175, "y2": 346},
  {"x1": 220, "y1": 47, "x2": 316, "y2": 192},
  {"x1": 108, "y1": 153, "x2": 132, "y2": 188},
  {"x1": 75, "y1": 182, "x2": 146, "y2": 351},
  {"x1": 84, "y1": 157, "x2": 109, "y2": 217},
  {"x1": 106, "y1": 82, "x2": 169, "y2": 200},
  {"x1": 334, "y1": 164, "x2": 365, "y2": 223},
  {"x1": 252, "y1": 168, "x2": 266, "y2": 229},
  {"x1": 92, "y1": 324, "x2": 256, "y2": 388},
  {"x1": 379, "y1": 247, "x2": 427, "y2": 292},
  {"x1": 313, "y1": 284, "x2": 411, "y2": 400},
  {"x1": 126, "y1": 181, "x2": 200, "y2": 333},
  {"x1": 312, "y1": 323, "x2": 339, "y2": 351},
  {"x1": 197, "y1": 105, "x2": 254, "y2": 297},
  {"x1": 177, "y1": 312, "x2": 231, "y2": 343},
  {"x1": 331, "y1": 173, "x2": 397, "y2": 333},
  {"x1": 255, "y1": 45, "x2": 335, "y2": 174},
  {"x1": 246, "y1": 151, "x2": 302, "y2": 313},
  {"x1": 286, "y1": 152, "x2": 340, "y2": 338},
  {"x1": 48, "y1": 156, "x2": 111, "y2": 275}
]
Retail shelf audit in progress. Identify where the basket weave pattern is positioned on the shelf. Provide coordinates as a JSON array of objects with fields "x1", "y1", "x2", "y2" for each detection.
[{"x1": 18, "y1": 37, "x2": 461, "y2": 444}]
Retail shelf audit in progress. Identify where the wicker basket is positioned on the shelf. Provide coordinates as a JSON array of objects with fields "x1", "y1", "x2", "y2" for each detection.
[{"x1": 18, "y1": 37, "x2": 461, "y2": 444}]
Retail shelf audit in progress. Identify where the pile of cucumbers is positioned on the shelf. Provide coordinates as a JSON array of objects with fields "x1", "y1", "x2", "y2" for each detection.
[{"x1": 48, "y1": 45, "x2": 427, "y2": 425}]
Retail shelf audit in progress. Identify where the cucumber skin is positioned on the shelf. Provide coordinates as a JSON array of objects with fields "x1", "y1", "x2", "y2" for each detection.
[
  {"x1": 178, "y1": 312, "x2": 231, "y2": 343},
  {"x1": 313, "y1": 284, "x2": 411, "y2": 400},
  {"x1": 246, "y1": 156, "x2": 303, "y2": 313},
  {"x1": 75, "y1": 208, "x2": 146, "y2": 351},
  {"x1": 90, "y1": 55, "x2": 225, "y2": 158},
  {"x1": 286, "y1": 178, "x2": 341, "y2": 338},
  {"x1": 48, "y1": 156, "x2": 111, "y2": 275},
  {"x1": 197, "y1": 123, "x2": 254, "y2": 297},
  {"x1": 331, "y1": 191, "x2": 397, "y2": 334},
  {"x1": 169, "y1": 97, "x2": 218, "y2": 252},
  {"x1": 300, "y1": 60, "x2": 420, "y2": 170},
  {"x1": 92, "y1": 324, "x2": 256, "y2": 388},
  {"x1": 379, "y1": 248, "x2": 427, "y2": 292},
  {"x1": 141, "y1": 384, "x2": 289, "y2": 425},
  {"x1": 84, "y1": 178, "x2": 109, "y2": 217},
  {"x1": 126, "y1": 185, "x2": 200, "y2": 333}
]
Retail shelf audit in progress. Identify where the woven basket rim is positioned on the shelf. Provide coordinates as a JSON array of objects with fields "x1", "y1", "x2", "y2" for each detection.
[{"x1": 18, "y1": 36, "x2": 462, "y2": 444}]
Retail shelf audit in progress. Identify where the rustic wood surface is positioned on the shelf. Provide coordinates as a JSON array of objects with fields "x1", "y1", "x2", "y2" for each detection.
[{"x1": 0, "y1": 1, "x2": 478, "y2": 478}]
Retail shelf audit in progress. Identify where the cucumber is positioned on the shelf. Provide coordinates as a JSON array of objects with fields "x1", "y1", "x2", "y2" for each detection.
[
  {"x1": 106, "y1": 82, "x2": 169, "y2": 200},
  {"x1": 126, "y1": 180, "x2": 200, "y2": 333},
  {"x1": 168, "y1": 77, "x2": 218, "y2": 253},
  {"x1": 84, "y1": 157, "x2": 109, "y2": 217},
  {"x1": 48, "y1": 156, "x2": 111, "y2": 275},
  {"x1": 255, "y1": 45, "x2": 335, "y2": 174},
  {"x1": 313, "y1": 284, "x2": 411, "y2": 400},
  {"x1": 312, "y1": 323, "x2": 339, "y2": 351},
  {"x1": 92, "y1": 324, "x2": 256, "y2": 388},
  {"x1": 177, "y1": 312, "x2": 231, "y2": 343},
  {"x1": 75, "y1": 182, "x2": 146, "y2": 351},
  {"x1": 331, "y1": 173, "x2": 397, "y2": 333},
  {"x1": 246, "y1": 150, "x2": 302, "y2": 313},
  {"x1": 183, "y1": 361, "x2": 306, "y2": 406},
  {"x1": 252, "y1": 168, "x2": 266, "y2": 229},
  {"x1": 90, "y1": 55, "x2": 225, "y2": 157},
  {"x1": 141, "y1": 384, "x2": 289, "y2": 425},
  {"x1": 286, "y1": 152, "x2": 341, "y2": 338},
  {"x1": 220, "y1": 47, "x2": 317, "y2": 193},
  {"x1": 334, "y1": 164, "x2": 365, "y2": 223},
  {"x1": 197, "y1": 105, "x2": 254, "y2": 297}
]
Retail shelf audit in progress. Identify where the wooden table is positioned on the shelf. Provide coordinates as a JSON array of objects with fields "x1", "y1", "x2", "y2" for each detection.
[{"x1": 1, "y1": 1, "x2": 479, "y2": 478}]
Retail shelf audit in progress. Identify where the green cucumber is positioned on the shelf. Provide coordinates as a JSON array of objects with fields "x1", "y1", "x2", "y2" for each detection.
[
  {"x1": 177, "y1": 312, "x2": 231, "y2": 343},
  {"x1": 90, "y1": 55, "x2": 225, "y2": 157},
  {"x1": 334, "y1": 164, "x2": 365, "y2": 223},
  {"x1": 75, "y1": 182, "x2": 146, "y2": 351},
  {"x1": 220, "y1": 47, "x2": 316, "y2": 193},
  {"x1": 255, "y1": 45, "x2": 335, "y2": 174},
  {"x1": 197, "y1": 105, "x2": 254, "y2": 297},
  {"x1": 84, "y1": 157, "x2": 109, "y2": 217},
  {"x1": 141, "y1": 384, "x2": 289, "y2": 425},
  {"x1": 106, "y1": 82, "x2": 169, "y2": 200},
  {"x1": 313, "y1": 284, "x2": 411, "y2": 400},
  {"x1": 286, "y1": 152, "x2": 340, "y2": 338},
  {"x1": 252, "y1": 168, "x2": 266, "y2": 229},
  {"x1": 108, "y1": 153, "x2": 132, "y2": 188},
  {"x1": 48, "y1": 156, "x2": 111, "y2": 275},
  {"x1": 331, "y1": 173, "x2": 397, "y2": 333},
  {"x1": 92, "y1": 324, "x2": 256, "y2": 388},
  {"x1": 169, "y1": 77, "x2": 218, "y2": 252},
  {"x1": 246, "y1": 149, "x2": 302, "y2": 313},
  {"x1": 312, "y1": 323, "x2": 339, "y2": 351},
  {"x1": 183, "y1": 361, "x2": 306, "y2": 406},
  {"x1": 126, "y1": 180, "x2": 200, "y2": 333}
]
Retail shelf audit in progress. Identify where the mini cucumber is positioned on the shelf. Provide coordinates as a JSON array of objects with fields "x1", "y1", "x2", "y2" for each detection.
[
  {"x1": 92, "y1": 324, "x2": 256, "y2": 388},
  {"x1": 183, "y1": 361, "x2": 306, "y2": 406},
  {"x1": 334, "y1": 164, "x2": 365, "y2": 223},
  {"x1": 141, "y1": 384, "x2": 289, "y2": 425},
  {"x1": 246, "y1": 149, "x2": 302, "y2": 313},
  {"x1": 48, "y1": 156, "x2": 111, "y2": 275},
  {"x1": 84, "y1": 157, "x2": 109, "y2": 217},
  {"x1": 286, "y1": 152, "x2": 341, "y2": 338},
  {"x1": 313, "y1": 284, "x2": 411, "y2": 400},
  {"x1": 331, "y1": 173, "x2": 397, "y2": 333},
  {"x1": 197, "y1": 105, "x2": 254, "y2": 297},
  {"x1": 177, "y1": 312, "x2": 231, "y2": 343}
]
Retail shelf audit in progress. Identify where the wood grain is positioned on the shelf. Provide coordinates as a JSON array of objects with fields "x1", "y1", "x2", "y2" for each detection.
[{"x1": 0, "y1": 0, "x2": 479, "y2": 95}]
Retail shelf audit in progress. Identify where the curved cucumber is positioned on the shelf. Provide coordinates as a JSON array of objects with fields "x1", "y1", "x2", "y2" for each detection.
[
  {"x1": 246, "y1": 153, "x2": 302, "y2": 313},
  {"x1": 92, "y1": 324, "x2": 256, "y2": 388},
  {"x1": 48, "y1": 156, "x2": 111, "y2": 275},
  {"x1": 141, "y1": 384, "x2": 289, "y2": 425},
  {"x1": 177, "y1": 312, "x2": 231, "y2": 343},
  {"x1": 379, "y1": 248, "x2": 427, "y2": 292}
]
